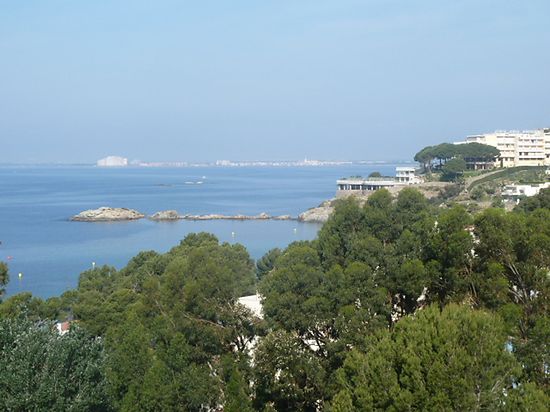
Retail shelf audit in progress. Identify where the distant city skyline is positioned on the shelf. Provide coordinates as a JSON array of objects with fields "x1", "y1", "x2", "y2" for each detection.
[{"x1": 1, "y1": 1, "x2": 549, "y2": 163}]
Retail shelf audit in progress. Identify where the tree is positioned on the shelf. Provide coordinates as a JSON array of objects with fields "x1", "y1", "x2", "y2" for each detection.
[
  {"x1": 0, "y1": 319, "x2": 111, "y2": 411},
  {"x1": 458, "y1": 142, "x2": 500, "y2": 163},
  {"x1": 415, "y1": 142, "x2": 500, "y2": 174},
  {"x1": 256, "y1": 248, "x2": 282, "y2": 281},
  {"x1": 0, "y1": 292, "x2": 49, "y2": 320},
  {"x1": 515, "y1": 187, "x2": 550, "y2": 212},
  {"x1": 259, "y1": 243, "x2": 327, "y2": 344},
  {"x1": 225, "y1": 366, "x2": 254, "y2": 412},
  {"x1": 432, "y1": 142, "x2": 458, "y2": 166},
  {"x1": 0, "y1": 262, "x2": 8, "y2": 301},
  {"x1": 253, "y1": 330, "x2": 326, "y2": 412},
  {"x1": 414, "y1": 145, "x2": 436, "y2": 173},
  {"x1": 368, "y1": 171, "x2": 382, "y2": 178},
  {"x1": 474, "y1": 208, "x2": 550, "y2": 390},
  {"x1": 333, "y1": 304, "x2": 548, "y2": 411},
  {"x1": 441, "y1": 157, "x2": 467, "y2": 181},
  {"x1": 424, "y1": 205, "x2": 474, "y2": 306}
]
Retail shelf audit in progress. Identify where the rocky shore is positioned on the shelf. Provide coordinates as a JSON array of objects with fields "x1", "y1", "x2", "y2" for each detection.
[
  {"x1": 150, "y1": 210, "x2": 180, "y2": 221},
  {"x1": 71, "y1": 208, "x2": 297, "y2": 222},
  {"x1": 297, "y1": 200, "x2": 334, "y2": 223},
  {"x1": 71, "y1": 207, "x2": 145, "y2": 222},
  {"x1": 179, "y1": 212, "x2": 294, "y2": 221}
]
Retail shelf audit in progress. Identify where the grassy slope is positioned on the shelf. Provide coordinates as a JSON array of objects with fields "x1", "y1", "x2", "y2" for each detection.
[{"x1": 467, "y1": 166, "x2": 546, "y2": 190}]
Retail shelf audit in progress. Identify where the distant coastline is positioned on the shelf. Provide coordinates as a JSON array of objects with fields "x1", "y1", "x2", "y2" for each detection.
[{"x1": 0, "y1": 159, "x2": 413, "y2": 168}]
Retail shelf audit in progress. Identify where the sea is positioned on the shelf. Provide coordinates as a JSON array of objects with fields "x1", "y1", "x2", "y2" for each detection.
[{"x1": 0, "y1": 163, "x2": 401, "y2": 298}]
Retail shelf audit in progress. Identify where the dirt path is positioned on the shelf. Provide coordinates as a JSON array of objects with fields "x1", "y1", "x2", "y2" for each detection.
[{"x1": 464, "y1": 170, "x2": 502, "y2": 189}]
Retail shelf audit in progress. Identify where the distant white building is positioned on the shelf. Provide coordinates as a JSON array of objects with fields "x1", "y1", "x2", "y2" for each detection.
[
  {"x1": 396, "y1": 167, "x2": 423, "y2": 184},
  {"x1": 337, "y1": 167, "x2": 422, "y2": 196},
  {"x1": 455, "y1": 128, "x2": 550, "y2": 168},
  {"x1": 97, "y1": 156, "x2": 128, "y2": 167},
  {"x1": 502, "y1": 182, "x2": 550, "y2": 200}
]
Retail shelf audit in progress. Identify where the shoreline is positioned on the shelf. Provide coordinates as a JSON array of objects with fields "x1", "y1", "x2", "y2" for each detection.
[{"x1": 70, "y1": 207, "x2": 324, "y2": 223}]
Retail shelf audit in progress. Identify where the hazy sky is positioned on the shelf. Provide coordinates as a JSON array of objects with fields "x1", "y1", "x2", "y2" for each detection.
[{"x1": 1, "y1": 1, "x2": 549, "y2": 163}]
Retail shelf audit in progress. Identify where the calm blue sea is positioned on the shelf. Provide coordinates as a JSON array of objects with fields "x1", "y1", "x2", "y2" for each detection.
[{"x1": 0, "y1": 164, "x2": 400, "y2": 298}]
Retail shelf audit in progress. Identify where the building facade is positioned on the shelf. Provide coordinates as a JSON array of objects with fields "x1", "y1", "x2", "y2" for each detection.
[
  {"x1": 337, "y1": 167, "x2": 422, "y2": 197},
  {"x1": 396, "y1": 167, "x2": 423, "y2": 184},
  {"x1": 460, "y1": 128, "x2": 550, "y2": 167}
]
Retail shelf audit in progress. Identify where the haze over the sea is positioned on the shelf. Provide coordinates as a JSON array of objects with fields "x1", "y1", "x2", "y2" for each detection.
[{"x1": 2, "y1": 1, "x2": 549, "y2": 164}]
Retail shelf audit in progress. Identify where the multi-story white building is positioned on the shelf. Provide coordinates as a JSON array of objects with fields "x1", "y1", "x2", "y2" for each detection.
[
  {"x1": 396, "y1": 167, "x2": 423, "y2": 184},
  {"x1": 97, "y1": 156, "x2": 128, "y2": 167},
  {"x1": 459, "y1": 128, "x2": 550, "y2": 167}
]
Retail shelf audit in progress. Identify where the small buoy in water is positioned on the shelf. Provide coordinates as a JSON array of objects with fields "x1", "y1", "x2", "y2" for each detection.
[
  {"x1": 293, "y1": 228, "x2": 297, "y2": 233},
  {"x1": 231, "y1": 231, "x2": 236, "y2": 238},
  {"x1": 92, "y1": 262, "x2": 96, "y2": 269},
  {"x1": 18, "y1": 272, "x2": 22, "y2": 279}
]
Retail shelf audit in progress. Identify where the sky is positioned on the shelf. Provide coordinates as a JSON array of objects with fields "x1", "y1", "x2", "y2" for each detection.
[{"x1": 1, "y1": 0, "x2": 549, "y2": 163}]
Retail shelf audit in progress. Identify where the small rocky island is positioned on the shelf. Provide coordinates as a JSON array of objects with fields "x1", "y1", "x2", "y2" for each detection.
[
  {"x1": 71, "y1": 207, "x2": 145, "y2": 222},
  {"x1": 72, "y1": 208, "x2": 298, "y2": 222},
  {"x1": 150, "y1": 210, "x2": 180, "y2": 221},
  {"x1": 154, "y1": 211, "x2": 294, "y2": 221}
]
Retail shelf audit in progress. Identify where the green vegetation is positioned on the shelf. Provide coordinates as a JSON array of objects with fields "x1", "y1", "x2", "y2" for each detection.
[
  {"x1": 0, "y1": 319, "x2": 110, "y2": 411},
  {"x1": 441, "y1": 157, "x2": 467, "y2": 181},
  {"x1": 256, "y1": 248, "x2": 282, "y2": 281},
  {"x1": 0, "y1": 262, "x2": 8, "y2": 301},
  {"x1": 516, "y1": 187, "x2": 550, "y2": 212},
  {"x1": 332, "y1": 304, "x2": 546, "y2": 411},
  {"x1": 1, "y1": 189, "x2": 549, "y2": 411},
  {"x1": 467, "y1": 166, "x2": 546, "y2": 190},
  {"x1": 414, "y1": 142, "x2": 500, "y2": 174}
]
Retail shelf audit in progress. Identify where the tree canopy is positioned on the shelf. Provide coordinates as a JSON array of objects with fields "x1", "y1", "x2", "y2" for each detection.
[
  {"x1": 332, "y1": 304, "x2": 547, "y2": 411},
  {"x1": 0, "y1": 262, "x2": 8, "y2": 301},
  {"x1": 414, "y1": 142, "x2": 500, "y2": 172},
  {"x1": 1, "y1": 190, "x2": 549, "y2": 410},
  {"x1": 0, "y1": 319, "x2": 111, "y2": 411}
]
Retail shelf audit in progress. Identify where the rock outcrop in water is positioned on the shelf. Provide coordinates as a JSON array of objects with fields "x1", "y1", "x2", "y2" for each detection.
[
  {"x1": 180, "y1": 212, "x2": 292, "y2": 221},
  {"x1": 298, "y1": 200, "x2": 334, "y2": 223},
  {"x1": 71, "y1": 207, "x2": 145, "y2": 222},
  {"x1": 72, "y1": 209, "x2": 299, "y2": 222},
  {"x1": 150, "y1": 210, "x2": 180, "y2": 220},
  {"x1": 273, "y1": 215, "x2": 292, "y2": 220}
]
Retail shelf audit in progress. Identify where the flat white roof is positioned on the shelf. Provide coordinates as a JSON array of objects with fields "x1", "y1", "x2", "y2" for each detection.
[{"x1": 337, "y1": 179, "x2": 396, "y2": 185}]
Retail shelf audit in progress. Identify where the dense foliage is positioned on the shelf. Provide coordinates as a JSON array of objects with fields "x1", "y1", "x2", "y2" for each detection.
[
  {"x1": 1, "y1": 188, "x2": 549, "y2": 411},
  {"x1": 0, "y1": 261, "x2": 8, "y2": 300},
  {"x1": 516, "y1": 187, "x2": 550, "y2": 212},
  {"x1": 0, "y1": 319, "x2": 110, "y2": 411},
  {"x1": 414, "y1": 142, "x2": 500, "y2": 173}
]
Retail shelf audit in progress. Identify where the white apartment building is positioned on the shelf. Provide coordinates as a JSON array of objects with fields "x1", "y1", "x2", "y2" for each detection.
[
  {"x1": 97, "y1": 156, "x2": 128, "y2": 167},
  {"x1": 461, "y1": 128, "x2": 550, "y2": 167}
]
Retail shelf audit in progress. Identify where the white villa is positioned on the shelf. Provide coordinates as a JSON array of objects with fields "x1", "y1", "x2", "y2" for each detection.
[
  {"x1": 337, "y1": 167, "x2": 421, "y2": 196},
  {"x1": 455, "y1": 128, "x2": 550, "y2": 168},
  {"x1": 502, "y1": 182, "x2": 550, "y2": 200},
  {"x1": 396, "y1": 167, "x2": 423, "y2": 184}
]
